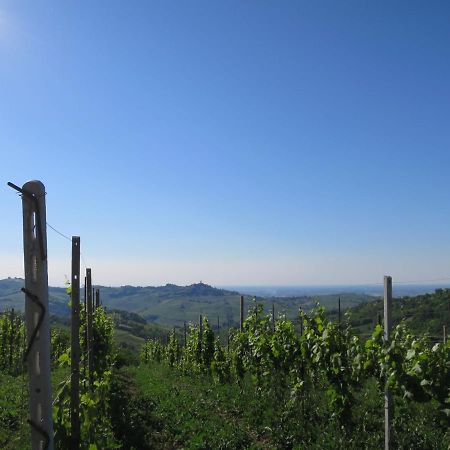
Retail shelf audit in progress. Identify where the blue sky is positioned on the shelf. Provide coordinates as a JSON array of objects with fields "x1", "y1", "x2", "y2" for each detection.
[{"x1": 1, "y1": 1, "x2": 450, "y2": 286}]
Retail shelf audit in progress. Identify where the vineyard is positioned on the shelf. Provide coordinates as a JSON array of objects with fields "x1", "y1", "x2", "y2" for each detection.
[
  {"x1": 1, "y1": 298, "x2": 450, "y2": 449},
  {"x1": 139, "y1": 303, "x2": 450, "y2": 449},
  {"x1": 0, "y1": 303, "x2": 117, "y2": 449},
  {"x1": 1, "y1": 180, "x2": 450, "y2": 449}
]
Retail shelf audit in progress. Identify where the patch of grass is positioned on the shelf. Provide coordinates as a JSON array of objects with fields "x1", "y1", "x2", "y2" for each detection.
[
  {"x1": 0, "y1": 367, "x2": 69, "y2": 450},
  {"x1": 132, "y1": 364, "x2": 260, "y2": 449}
]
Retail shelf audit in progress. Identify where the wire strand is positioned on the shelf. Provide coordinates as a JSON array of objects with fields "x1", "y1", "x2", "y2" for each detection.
[
  {"x1": 46, "y1": 222, "x2": 72, "y2": 242},
  {"x1": 46, "y1": 221, "x2": 89, "y2": 269}
]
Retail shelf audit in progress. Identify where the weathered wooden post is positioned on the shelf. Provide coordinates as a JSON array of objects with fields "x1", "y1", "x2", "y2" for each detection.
[
  {"x1": 299, "y1": 308, "x2": 303, "y2": 336},
  {"x1": 86, "y1": 268, "x2": 94, "y2": 386},
  {"x1": 70, "y1": 236, "x2": 81, "y2": 450},
  {"x1": 338, "y1": 296, "x2": 341, "y2": 328},
  {"x1": 11, "y1": 180, "x2": 54, "y2": 450},
  {"x1": 83, "y1": 276, "x2": 87, "y2": 384},
  {"x1": 240, "y1": 296, "x2": 244, "y2": 331},
  {"x1": 384, "y1": 275, "x2": 393, "y2": 450}
]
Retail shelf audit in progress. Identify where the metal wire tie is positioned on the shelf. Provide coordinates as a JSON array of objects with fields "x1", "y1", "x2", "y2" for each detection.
[{"x1": 21, "y1": 288, "x2": 46, "y2": 362}]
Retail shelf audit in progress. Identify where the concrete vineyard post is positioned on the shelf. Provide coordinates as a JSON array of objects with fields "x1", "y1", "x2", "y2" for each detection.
[
  {"x1": 70, "y1": 236, "x2": 81, "y2": 450},
  {"x1": 240, "y1": 296, "x2": 244, "y2": 332},
  {"x1": 86, "y1": 268, "x2": 93, "y2": 386},
  {"x1": 338, "y1": 297, "x2": 341, "y2": 328},
  {"x1": 20, "y1": 180, "x2": 54, "y2": 450},
  {"x1": 384, "y1": 275, "x2": 393, "y2": 450}
]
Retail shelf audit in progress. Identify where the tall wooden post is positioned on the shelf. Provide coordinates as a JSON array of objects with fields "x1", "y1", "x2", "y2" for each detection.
[
  {"x1": 20, "y1": 180, "x2": 54, "y2": 450},
  {"x1": 299, "y1": 308, "x2": 303, "y2": 336},
  {"x1": 86, "y1": 269, "x2": 93, "y2": 386},
  {"x1": 240, "y1": 296, "x2": 244, "y2": 331},
  {"x1": 384, "y1": 275, "x2": 393, "y2": 450},
  {"x1": 95, "y1": 289, "x2": 100, "y2": 309},
  {"x1": 70, "y1": 237, "x2": 81, "y2": 450},
  {"x1": 338, "y1": 297, "x2": 341, "y2": 328}
]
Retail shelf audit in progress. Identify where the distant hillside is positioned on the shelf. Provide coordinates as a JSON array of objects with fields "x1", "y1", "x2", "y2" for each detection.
[
  {"x1": 0, "y1": 278, "x2": 375, "y2": 328},
  {"x1": 327, "y1": 287, "x2": 450, "y2": 340},
  {"x1": 0, "y1": 277, "x2": 70, "y2": 316}
]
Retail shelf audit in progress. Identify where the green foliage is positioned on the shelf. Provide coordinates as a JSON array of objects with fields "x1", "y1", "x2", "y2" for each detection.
[
  {"x1": 53, "y1": 294, "x2": 117, "y2": 450},
  {"x1": 165, "y1": 330, "x2": 182, "y2": 368},
  {"x1": 329, "y1": 287, "x2": 450, "y2": 338},
  {"x1": 109, "y1": 368, "x2": 163, "y2": 449},
  {"x1": 0, "y1": 311, "x2": 25, "y2": 375},
  {"x1": 140, "y1": 303, "x2": 450, "y2": 448},
  {"x1": 0, "y1": 311, "x2": 68, "y2": 375}
]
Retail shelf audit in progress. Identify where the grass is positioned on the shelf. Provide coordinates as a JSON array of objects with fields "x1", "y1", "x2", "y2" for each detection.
[
  {"x1": 0, "y1": 367, "x2": 69, "y2": 450},
  {"x1": 128, "y1": 363, "x2": 450, "y2": 450},
  {"x1": 2, "y1": 361, "x2": 449, "y2": 449},
  {"x1": 131, "y1": 364, "x2": 266, "y2": 449},
  {"x1": 114, "y1": 328, "x2": 146, "y2": 350}
]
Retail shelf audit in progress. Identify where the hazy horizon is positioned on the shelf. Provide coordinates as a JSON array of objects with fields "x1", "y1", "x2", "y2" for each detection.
[{"x1": 2, "y1": 275, "x2": 448, "y2": 299}]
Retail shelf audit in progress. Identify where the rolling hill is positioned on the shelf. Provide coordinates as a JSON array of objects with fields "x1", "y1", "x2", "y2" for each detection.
[{"x1": 0, "y1": 278, "x2": 375, "y2": 328}]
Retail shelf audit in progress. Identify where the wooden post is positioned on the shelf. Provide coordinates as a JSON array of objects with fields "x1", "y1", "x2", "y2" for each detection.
[
  {"x1": 199, "y1": 314, "x2": 203, "y2": 336},
  {"x1": 444, "y1": 325, "x2": 447, "y2": 344},
  {"x1": 240, "y1": 296, "x2": 244, "y2": 331},
  {"x1": 20, "y1": 180, "x2": 54, "y2": 450},
  {"x1": 83, "y1": 277, "x2": 87, "y2": 383},
  {"x1": 299, "y1": 308, "x2": 303, "y2": 336},
  {"x1": 338, "y1": 297, "x2": 341, "y2": 328},
  {"x1": 384, "y1": 275, "x2": 393, "y2": 450},
  {"x1": 217, "y1": 315, "x2": 220, "y2": 334},
  {"x1": 95, "y1": 289, "x2": 100, "y2": 309},
  {"x1": 70, "y1": 237, "x2": 81, "y2": 450},
  {"x1": 86, "y1": 268, "x2": 93, "y2": 386},
  {"x1": 184, "y1": 321, "x2": 187, "y2": 347}
]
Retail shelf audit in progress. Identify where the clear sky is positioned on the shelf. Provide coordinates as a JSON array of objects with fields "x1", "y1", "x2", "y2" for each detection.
[{"x1": 1, "y1": 1, "x2": 450, "y2": 287}]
